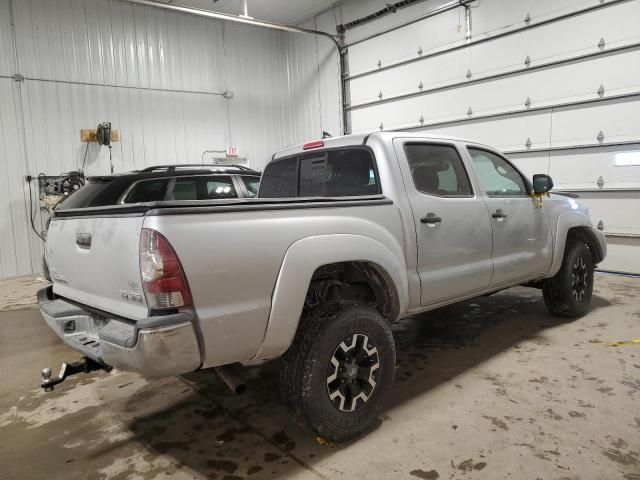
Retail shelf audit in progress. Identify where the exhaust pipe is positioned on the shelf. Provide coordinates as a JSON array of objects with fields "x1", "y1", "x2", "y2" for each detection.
[{"x1": 215, "y1": 364, "x2": 246, "y2": 394}]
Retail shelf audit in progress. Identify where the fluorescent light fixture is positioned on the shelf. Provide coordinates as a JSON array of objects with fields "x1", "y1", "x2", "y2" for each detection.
[{"x1": 614, "y1": 151, "x2": 640, "y2": 167}]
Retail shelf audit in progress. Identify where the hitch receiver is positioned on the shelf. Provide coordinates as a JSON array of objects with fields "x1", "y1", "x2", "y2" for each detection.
[{"x1": 41, "y1": 357, "x2": 111, "y2": 392}]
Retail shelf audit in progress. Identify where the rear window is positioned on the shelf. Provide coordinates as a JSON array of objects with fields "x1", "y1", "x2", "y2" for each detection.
[
  {"x1": 259, "y1": 148, "x2": 379, "y2": 198},
  {"x1": 124, "y1": 179, "x2": 170, "y2": 203},
  {"x1": 56, "y1": 179, "x2": 128, "y2": 209}
]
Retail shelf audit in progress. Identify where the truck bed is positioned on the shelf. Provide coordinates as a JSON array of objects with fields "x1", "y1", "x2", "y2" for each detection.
[{"x1": 46, "y1": 195, "x2": 405, "y2": 367}]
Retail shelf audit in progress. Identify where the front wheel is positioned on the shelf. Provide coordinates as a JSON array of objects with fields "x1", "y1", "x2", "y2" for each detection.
[
  {"x1": 543, "y1": 240, "x2": 594, "y2": 317},
  {"x1": 279, "y1": 304, "x2": 396, "y2": 442}
]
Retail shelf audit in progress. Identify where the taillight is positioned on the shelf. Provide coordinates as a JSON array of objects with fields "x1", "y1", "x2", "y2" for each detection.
[{"x1": 139, "y1": 228, "x2": 192, "y2": 309}]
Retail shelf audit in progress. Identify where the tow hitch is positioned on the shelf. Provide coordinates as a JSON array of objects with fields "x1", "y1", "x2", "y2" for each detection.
[{"x1": 40, "y1": 357, "x2": 111, "y2": 392}]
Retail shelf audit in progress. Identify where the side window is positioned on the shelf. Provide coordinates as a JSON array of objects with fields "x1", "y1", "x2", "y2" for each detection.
[
  {"x1": 404, "y1": 143, "x2": 473, "y2": 197},
  {"x1": 468, "y1": 148, "x2": 527, "y2": 197},
  {"x1": 123, "y1": 179, "x2": 170, "y2": 203},
  {"x1": 205, "y1": 176, "x2": 237, "y2": 199},
  {"x1": 171, "y1": 178, "x2": 198, "y2": 200},
  {"x1": 259, "y1": 157, "x2": 298, "y2": 198},
  {"x1": 240, "y1": 175, "x2": 260, "y2": 197}
]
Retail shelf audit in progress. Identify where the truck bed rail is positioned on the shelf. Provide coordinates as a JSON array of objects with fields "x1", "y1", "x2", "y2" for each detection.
[{"x1": 53, "y1": 195, "x2": 393, "y2": 218}]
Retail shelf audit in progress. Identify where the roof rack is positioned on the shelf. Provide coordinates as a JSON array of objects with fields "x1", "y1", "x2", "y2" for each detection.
[{"x1": 139, "y1": 164, "x2": 257, "y2": 173}]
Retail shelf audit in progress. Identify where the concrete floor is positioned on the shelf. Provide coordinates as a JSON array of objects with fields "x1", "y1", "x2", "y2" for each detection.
[{"x1": 1, "y1": 274, "x2": 639, "y2": 480}]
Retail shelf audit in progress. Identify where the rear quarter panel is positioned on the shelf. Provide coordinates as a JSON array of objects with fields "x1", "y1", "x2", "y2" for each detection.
[{"x1": 144, "y1": 203, "x2": 407, "y2": 367}]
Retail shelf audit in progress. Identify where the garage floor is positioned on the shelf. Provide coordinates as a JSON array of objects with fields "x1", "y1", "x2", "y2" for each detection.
[{"x1": 1, "y1": 274, "x2": 639, "y2": 480}]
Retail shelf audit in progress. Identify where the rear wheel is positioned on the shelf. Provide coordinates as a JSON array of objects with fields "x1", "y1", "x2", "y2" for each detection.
[
  {"x1": 279, "y1": 304, "x2": 395, "y2": 442},
  {"x1": 543, "y1": 240, "x2": 594, "y2": 317}
]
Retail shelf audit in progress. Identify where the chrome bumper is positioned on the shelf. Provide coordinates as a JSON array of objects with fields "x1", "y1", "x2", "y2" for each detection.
[{"x1": 38, "y1": 287, "x2": 201, "y2": 377}]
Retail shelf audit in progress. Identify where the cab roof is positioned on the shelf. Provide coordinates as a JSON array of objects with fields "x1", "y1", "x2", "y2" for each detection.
[{"x1": 272, "y1": 131, "x2": 495, "y2": 160}]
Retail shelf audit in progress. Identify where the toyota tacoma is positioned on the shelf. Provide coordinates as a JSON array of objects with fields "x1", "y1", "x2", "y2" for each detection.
[{"x1": 38, "y1": 132, "x2": 606, "y2": 441}]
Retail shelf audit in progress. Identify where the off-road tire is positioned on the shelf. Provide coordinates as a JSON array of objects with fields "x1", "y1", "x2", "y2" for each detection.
[
  {"x1": 279, "y1": 303, "x2": 396, "y2": 442},
  {"x1": 543, "y1": 240, "x2": 594, "y2": 317}
]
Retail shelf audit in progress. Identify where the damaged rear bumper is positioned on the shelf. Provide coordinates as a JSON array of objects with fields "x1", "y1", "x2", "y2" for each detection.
[{"x1": 38, "y1": 287, "x2": 201, "y2": 377}]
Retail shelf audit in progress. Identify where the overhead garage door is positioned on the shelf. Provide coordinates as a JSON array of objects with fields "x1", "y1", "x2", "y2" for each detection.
[{"x1": 344, "y1": 0, "x2": 640, "y2": 273}]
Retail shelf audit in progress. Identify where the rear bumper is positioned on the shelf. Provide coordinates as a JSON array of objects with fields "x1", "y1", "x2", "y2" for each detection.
[{"x1": 38, "y1": 287, "x2": 201, "y2": 377}]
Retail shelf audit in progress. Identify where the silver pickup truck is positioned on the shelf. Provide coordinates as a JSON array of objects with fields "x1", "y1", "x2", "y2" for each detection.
[{"x1": 39, "y1": 132, "x2": 606, "y2": 441}]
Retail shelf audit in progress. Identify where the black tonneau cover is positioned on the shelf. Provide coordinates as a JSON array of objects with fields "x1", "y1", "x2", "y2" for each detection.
[{"x1": 52, "y1": 195, "x2": 392, "y2": 218}]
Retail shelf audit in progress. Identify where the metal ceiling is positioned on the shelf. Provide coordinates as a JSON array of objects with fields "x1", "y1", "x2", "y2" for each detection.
[{"x1": 154, "y1": 0, "x2": 342, "y2": 25}]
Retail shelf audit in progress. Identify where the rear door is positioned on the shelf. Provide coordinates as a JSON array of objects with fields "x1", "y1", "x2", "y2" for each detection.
[
  {"x1": 466, "y1": 147, "x2": 552, "y2": 286},
  {"x1": 46, "y1": 214, "x2": 148, "y2": 320},
  {"x1": 393, "y1": 139, "x2": 494, "y2": 306}
]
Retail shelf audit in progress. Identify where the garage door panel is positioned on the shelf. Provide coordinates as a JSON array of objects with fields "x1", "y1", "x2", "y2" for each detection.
[
  {"x1": 597, "y1": 235, "x2": 640, "y2": 273},
  {"x1": 350, "y1": 49, "x2": 640, "y2": 132},
  {"x1": 418, "y1": 113, "x2": 552, "y2": 152},
  {"x1": 348, "y1": 0, "x2": 586, "y2": 76},
  {"x1": 575, "y1": 191, "x2": 640, "y2": 273},
  {"x1": 508, "y1": 152, "x2": 551, "y2": 182},
  {"x1": 545, "y1": 144, "x2": 640, "y2": 190},
  {"x1": 470, "y1": 0, "x2": 587, "y2": 41},
  {"x1": 550, "y1": 97, "x2": 640, "y2": 147},
  {"x1": 348, "y1": 23, "x2": 422, "y2": 75},
  {"x1": 348, "y1": 7, "x2": 464, "y2": 75},
  {"x1": 576, "y1": 191, "x2": 640, "y2": 234},
  {"x1": 349, "y1": 0, "x2": 640, "y2": 106}
]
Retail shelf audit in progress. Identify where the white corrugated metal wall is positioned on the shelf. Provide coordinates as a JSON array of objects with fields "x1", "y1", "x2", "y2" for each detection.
[
  {"x1": 325, "y1": 0, "x2": 640, "y2": 273},
  {"x1": 0, "y1": 0, "x2": 340, "y2": 278}
]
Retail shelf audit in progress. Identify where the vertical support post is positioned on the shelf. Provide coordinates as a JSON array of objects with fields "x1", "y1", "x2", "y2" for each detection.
[
  {"x1": 339, "y1": 38, "x2": 351, "y2": 135},
  {"x1": 340, "y1": 50, "x2": 351, "y2": 134},
  {"x1": 464, "y1": 5, "x2": 472, "y2": 43},
  {"x1": 242, "y1": 0, "x2": 249, "y2": 18}
]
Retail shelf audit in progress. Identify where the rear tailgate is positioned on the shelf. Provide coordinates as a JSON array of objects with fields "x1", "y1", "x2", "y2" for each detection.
[{"x1": 46, "y1": 213, "x2": 148, "y2": 320}]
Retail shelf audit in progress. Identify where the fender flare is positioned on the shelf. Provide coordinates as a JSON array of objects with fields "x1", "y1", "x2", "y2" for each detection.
[
  {"x1": 548, "y1": 211, "x2": 606, "y2": 277},
  {"x1": 253, "y1": 234, "x2": 409, "y2": 360}
]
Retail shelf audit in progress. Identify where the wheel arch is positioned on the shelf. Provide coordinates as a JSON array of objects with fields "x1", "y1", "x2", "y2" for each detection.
[
  {"x1": 253, "y1": 234, "x2": 409, "y2": 361},
  {"x1": 548, "y1": 211, "x2": 606, "y2": 277}
]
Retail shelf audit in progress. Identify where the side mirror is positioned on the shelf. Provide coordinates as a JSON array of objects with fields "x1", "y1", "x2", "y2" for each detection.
[{"x1": 533, "y1": 174, "x2": 553, "y2": 194}]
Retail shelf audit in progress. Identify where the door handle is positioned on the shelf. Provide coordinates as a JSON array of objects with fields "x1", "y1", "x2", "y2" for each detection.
[
  {"x1": 492, "y1": 209, "x2": 507, "y2": 219},
  {"x1": 76, "y1": 233, "x2": 92, "y2": 248},
  {"x1": 420, "y1": 213, "x2": 442, "y2": 224}
]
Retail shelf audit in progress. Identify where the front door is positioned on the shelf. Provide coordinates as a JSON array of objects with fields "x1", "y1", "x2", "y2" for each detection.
[
  {"x1": 394, "y1": 140, "x2": 494, "y2": 306},
  {"x1": 466, "y1": 147, "x2": 552, "y2": 286}
]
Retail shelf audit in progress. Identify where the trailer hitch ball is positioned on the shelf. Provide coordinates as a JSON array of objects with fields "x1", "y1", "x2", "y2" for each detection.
[
  {"x1": 41, "y1": 368, "x2": 53, "y2": 391},
  {"x1": 40, "y1": 358, "x2": 110, "y2": 392}
]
